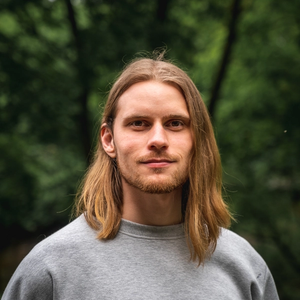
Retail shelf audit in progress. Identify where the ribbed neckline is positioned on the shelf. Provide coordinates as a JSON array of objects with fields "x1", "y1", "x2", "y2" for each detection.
[{"x1": 118, "y1": 219, "x2": 185, "y2": 240}]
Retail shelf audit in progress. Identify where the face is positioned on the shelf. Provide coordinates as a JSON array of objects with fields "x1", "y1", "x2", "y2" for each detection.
[{"x1": 101, "y1": 80, "x2": 193, "y2": 194}]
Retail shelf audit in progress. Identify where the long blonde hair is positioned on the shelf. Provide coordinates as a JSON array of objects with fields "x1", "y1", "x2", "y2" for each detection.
[{"x1": 75, "y1": 55, "x2": 232, "y2": 265}]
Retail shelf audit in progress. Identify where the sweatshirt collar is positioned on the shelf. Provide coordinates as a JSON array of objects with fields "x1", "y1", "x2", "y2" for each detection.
[{"x1": 118, "y1": 218, "x2": 185, "y2": 240}]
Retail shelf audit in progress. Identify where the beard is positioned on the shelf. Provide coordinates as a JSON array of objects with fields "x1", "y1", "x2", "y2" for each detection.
[{"x1": 116, "y1": 154, "x2": 189, "y2": 194}]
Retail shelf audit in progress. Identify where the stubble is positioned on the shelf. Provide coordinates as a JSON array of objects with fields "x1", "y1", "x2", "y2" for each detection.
[{"x1": 116, "y1": 154, "x2": 189, "y2": 194}]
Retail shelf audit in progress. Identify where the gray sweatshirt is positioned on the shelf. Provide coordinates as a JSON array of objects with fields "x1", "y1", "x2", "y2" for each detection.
[{"x1": 2, "y1": 215, "x2": 279, "y2": 299}]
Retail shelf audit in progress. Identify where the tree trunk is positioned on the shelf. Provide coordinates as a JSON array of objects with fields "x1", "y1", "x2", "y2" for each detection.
[
  {"x1": 208, "y1": 0, "x2": 242, "y2": 121},
  {"x1": 65, "y1": 0, "x2": 92, "y2": 162}
]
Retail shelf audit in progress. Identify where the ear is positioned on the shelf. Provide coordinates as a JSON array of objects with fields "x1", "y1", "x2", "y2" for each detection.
[{"x1": 101, "y1": 124, "x2": 116, "y2": 158}]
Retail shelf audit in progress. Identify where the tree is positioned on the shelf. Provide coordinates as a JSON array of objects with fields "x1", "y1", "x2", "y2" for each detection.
[{"x1": 0, "y1": 0, "x2": 299, "y2": 298}]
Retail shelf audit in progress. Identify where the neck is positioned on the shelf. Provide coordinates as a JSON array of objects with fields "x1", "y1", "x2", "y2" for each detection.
[{"x1": 121, "y1": 180, "x2": 182, "y2": 226}]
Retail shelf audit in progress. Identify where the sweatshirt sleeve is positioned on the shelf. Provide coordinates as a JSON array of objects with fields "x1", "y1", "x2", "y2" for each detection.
[
  {"x1": 251, "y1": 264, "x2": 280, "y2": 300},
  {"x1": 1, "y1": 250, "x2": 53, "y2": 300},
  {"x1": 262, "y1": 267, "x2": 280, "y2": 300}
]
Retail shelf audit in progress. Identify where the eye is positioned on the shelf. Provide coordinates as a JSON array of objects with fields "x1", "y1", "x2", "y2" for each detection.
[
  {"x1": 129, "y1": 120, "x2": 148, "y2": 130},
  {"x1": 132, "y1": 120, "x2": 144, "y2": 126},
  {"x1": 171, "y1": 120, "x2": 183, "y2": 127},
  {"x1": 166, "y1": 120, "x2": 184, "y2": 130}
]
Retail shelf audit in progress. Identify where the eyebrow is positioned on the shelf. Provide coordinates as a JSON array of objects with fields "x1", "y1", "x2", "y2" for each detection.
[
  {"x1": 163, "y1": 114, "x2": 190, "y2": 121},
  {"x1": 122, "y1": 114, "x2": 190, "y2": 122}
]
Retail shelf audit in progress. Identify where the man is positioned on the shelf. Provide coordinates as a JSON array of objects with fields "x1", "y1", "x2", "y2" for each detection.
[{"x1": 2, "y1": 55, "x2": 279, "y2": 299}]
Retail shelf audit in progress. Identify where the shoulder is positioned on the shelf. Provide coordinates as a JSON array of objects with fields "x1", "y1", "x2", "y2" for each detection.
[
  {"x1": 213, "y1": 228, "x2": 269, "y2": 279},
  {"x1": 213, "y1": 229, "x2": 279, "y2": 299},
  {"x1": 217, "y1": 228, "x2": 262, "y2": 259},
  {"x1": 204, "y1": 229, "x2": 279, "y2": 299},
  {"x1": 15, "y1": 215, "x2": 98, "y2": 271},
  {"x1": 2, "y1": 215, "x2": 97, "y2": 299},
  {"x1": 32, "y1": 214, "x2": 96, "y2": 254},
  {"x1": 217, "y1": 228, "x2": 257, "y2": 251}
]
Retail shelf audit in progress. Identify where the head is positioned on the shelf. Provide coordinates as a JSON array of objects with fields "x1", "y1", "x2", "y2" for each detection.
[
  {"x1": 76, "y1": 55, "x2": 232, "y2": 265},
  {"x1": 101, "y1": 79, "x2": 193, "y2": 198}
]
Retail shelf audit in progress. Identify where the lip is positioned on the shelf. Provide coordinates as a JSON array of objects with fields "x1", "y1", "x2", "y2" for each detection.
[{"x1": 141, "y1": 159, "x2": 174, "y2": 168}]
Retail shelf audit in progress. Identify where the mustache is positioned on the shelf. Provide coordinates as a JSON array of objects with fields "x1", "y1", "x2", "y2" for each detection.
[{"x1": 137, "y1": 154, "x2": 178, "y2": 163}]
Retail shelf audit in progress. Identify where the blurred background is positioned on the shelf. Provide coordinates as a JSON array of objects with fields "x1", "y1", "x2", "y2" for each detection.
[{"x1": 0, "y1": 0, "x2": 299, "y2": 298}]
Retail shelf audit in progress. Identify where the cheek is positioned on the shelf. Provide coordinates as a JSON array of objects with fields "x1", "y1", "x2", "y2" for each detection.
[
  {"x1": 174, "y1": 133, "x2": 193, "y2": 154},
  {"x1": 185, "y1": 133, "x2": 194, "y2": 155},
  {"x1": 114, "y1": 137, "x2": 141, "y2": 160}
]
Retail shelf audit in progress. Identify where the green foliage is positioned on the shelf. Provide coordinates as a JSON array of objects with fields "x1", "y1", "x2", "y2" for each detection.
[
  {"x1": 0, "y1": 0, "x2": 299, "y2": 298},
  {"x1": 213, "y1": 0, "x2": 300, "y2": 298}
]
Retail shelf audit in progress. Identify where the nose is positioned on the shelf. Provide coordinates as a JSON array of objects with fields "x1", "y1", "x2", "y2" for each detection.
[{"x1": 147, "y1": 123, "x2": 169, "y2": 150}]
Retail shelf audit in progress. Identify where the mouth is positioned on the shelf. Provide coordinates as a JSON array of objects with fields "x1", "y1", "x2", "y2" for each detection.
[{"x1": 140, "y1": 158, "x2": 175, "y2": 168}]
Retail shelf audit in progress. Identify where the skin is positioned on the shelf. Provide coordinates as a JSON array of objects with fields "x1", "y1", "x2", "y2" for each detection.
[{"x1": 101, "y1": 80, "x2": 193, "y2": 226}]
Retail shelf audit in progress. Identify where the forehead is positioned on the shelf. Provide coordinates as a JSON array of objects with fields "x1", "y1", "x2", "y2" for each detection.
[{"x1": 115, "y1": 80, "x2": 189, "y2": 119}]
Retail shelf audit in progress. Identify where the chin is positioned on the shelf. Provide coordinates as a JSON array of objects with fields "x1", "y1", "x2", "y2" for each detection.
[{"x1": 139, "y1": 185, "x2": 178, "y2": 194}]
